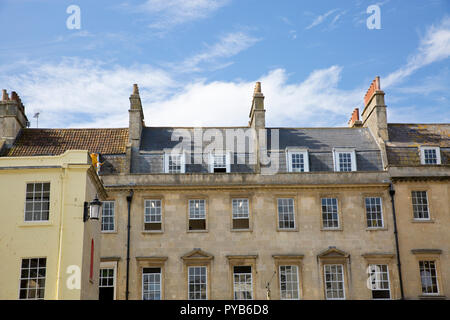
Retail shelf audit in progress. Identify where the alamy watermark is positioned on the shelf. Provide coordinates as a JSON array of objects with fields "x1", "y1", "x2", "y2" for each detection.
[
  {"x1": 367, "y1": 4, "x2": 381, "y2": 30},
  {"x1": 167, "y1": 128, "x2": 280, "y2": 175},
  {"x1": 66, "y1": 5, "x2": 81, "y2": 30}
]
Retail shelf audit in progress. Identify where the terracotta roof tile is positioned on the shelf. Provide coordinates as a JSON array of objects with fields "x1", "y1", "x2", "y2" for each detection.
[{"x1": 7, "y1": 128, "x2": 129, "y2": 156}]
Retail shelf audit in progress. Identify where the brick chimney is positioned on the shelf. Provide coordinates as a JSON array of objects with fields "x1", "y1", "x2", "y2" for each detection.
[
  {"x1": 0, "y1": 89, "x2": 29, "y2": 150},
  {"x1": 348, "y1": 108, "x2": 362, "y2": 127},
  {"x1": 361, "y1": 77, "x2": 389, "y2": 169},
  {"x1": 249, "y1": 82, "x2": 265, "y2": 130},
  {"x1": 361, "y1": 76, "x2": 388, "y2": 141}
]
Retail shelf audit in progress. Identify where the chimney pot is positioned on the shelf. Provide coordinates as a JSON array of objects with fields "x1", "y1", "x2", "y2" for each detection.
[
  {"x1": 1, "y1": 89, "x2": 9, "y2": 101},
  {"x1": 10, "y1": 91, "x2": 19, "y2": 102},
  {"x1": 254, "y1": 82, "x2": 261, "y2": 94},
  {"x1": 133, "y1": 84, "x2": 139, "y2": 95},
  {"x1": 348, "y1": 108, "x2": 362, "y2": 127}
]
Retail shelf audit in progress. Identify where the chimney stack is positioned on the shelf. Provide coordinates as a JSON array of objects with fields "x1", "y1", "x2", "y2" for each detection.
[
  {"x1": 127, "y1": 84, "x2": 145, "y2": 172},
  {"x1": 249, "y1": 81, "x2": 265, "y2": 130},
  {"x1": 2, "y1": 89, "x2": 9, "y2": 101},
  {"x1": 348, "y1": 108, "x2": 362, "y2": 127},
  {"x1": 361, "y1": 76, "x2": 388, "y2": 141},
  {"x1": 1, "y1": 89, "x2": 29, "y2": 150}
]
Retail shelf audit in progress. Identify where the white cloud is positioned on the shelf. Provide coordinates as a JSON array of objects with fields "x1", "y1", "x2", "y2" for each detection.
[
  {"x1": 0, "y1": 58, "x2": 176, "y2": 128},
  {"x1": 305, "y1": 9, "x2": 338, "y2": 30},
  {"x1": 384, "y1": 16, "x2": 450, "y2": 87},
  {"x1": 0, "y1": 59, "x2": 362, "y2": 129},
  {"x1": 138, "y1": 0, "x2": 230, "y2": 30},
  {"x1": 174, "y1": 32, "x2": 261, "y2": 72}
]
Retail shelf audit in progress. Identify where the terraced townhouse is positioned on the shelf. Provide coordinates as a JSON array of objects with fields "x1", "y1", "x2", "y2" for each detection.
[{"x1": 0, "y1": 77, "x2": 448, "y2": 300}]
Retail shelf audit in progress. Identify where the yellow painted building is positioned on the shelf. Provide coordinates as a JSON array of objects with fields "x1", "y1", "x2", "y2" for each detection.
[{"x1": 0, "y1": 150, "x2": 106, "y2": 299}]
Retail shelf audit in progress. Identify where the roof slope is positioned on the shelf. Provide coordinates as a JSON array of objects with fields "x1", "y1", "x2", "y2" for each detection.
[
  {"x1": 387, "y1": 124, "x2": 450, "y2": 166},
  {"x1": 7, "y1": 128, "x2": 129, "y2": 156}
]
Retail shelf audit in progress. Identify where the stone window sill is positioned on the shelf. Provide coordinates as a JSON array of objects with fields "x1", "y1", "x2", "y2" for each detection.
[
  {"x1": 411, "y1": 219, "x2": 435, "y2": 223},
  {"x1": 419, "y1": 294, "x2": 446, "y2": 300},
  {"x1": 18, "y1": 221, "x2": 53, "y2": 227},
  {"x1": 142, "y1": 230, "x2": 164, "y2": 234},
  {"x1": 366, "y1": 227, "x2": 388, "y2": 231},
  {"x1": 320, "y1": 227, "x2": 343, "y2": 232},
  {"x1": 187, "y1": 229, "x2": 209, "y2": 233}
]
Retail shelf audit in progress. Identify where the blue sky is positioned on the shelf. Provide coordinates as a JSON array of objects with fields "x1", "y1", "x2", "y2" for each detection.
[{"x1": 0, "y1": 0, "x2": 449, "y2": 128}]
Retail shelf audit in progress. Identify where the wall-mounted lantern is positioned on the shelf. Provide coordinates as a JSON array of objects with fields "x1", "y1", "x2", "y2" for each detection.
[{"x1": 83, "y1": 195, "x2": 103, "y2": 222}]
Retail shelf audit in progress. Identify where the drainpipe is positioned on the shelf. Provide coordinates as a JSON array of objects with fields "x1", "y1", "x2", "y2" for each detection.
[
  {"x1": 389, "y1": 183, "x2": 405, "y2": 299},
  {"x1": 125, "y1": 190, "x2": 134, "y2": 300}
]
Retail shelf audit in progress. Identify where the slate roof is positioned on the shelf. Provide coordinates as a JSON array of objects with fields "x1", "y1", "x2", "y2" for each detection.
[
  {"x1": 386, "y1": 124, "x2": 450, "y2": 166},
  {"x1": 140, "y1": 127, "x2": 380, "y2": 151},
  {"x1": 6, "y1": 128, "x2": 129, "y2": 156},
  {"x1": 133, "y1": 126, "x2": 383, "y2": 173}
]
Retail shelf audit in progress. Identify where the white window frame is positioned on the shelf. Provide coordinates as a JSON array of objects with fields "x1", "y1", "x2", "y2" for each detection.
[
  {"x1": 144, "y1": 199, "x2": 162, "y2": 223},
  {"x1": 420, "y1": 146, "x2": 441, "y2": 165},
  {"x1": 332, "y1": 148, "x2": 357, "y2": 172},
  {"x1": 101, "y1": 201, "x2": 115, "y2": 232},
  {"x1": 233, "y1": 266, "x2": 253, "y2": 300},
  {"x1": 232, "y1": 198, "x2": 249, "y2": 219},
  {"x1": 18, "y1": 257, "x2": 46, "y2": 300},
  {"x1": 277, "y1": 198, "x2": 296, "y2": 230},
  {"x1": 324, "y1": 264, "x2": 346, "y2": 300},
  {"x1": 411, "y1": 191, "x2": 430, "y2": 220},
  {"x1": 188, "y1": 266, "x2": 208, "y2": 300},
  {"x1": 279, "y1": 265, "x2": 300, "y2": 300},
  {"x1": 368, "y1": 264, "x2": 391, "y2": 300},
  {"x1": 142, "y1": 267, "x2": 162, "y2": 300},
  {"x1": 321, "y1": 197, "x2": 340, "y2": 229},
  {"x1": 209, "y1": 151, "x2": 231, "y2": 173},
  {"x1": 286, "y1": 148, "x2": 309, "y2": 172},
  {"x1": 189, "y1": 199, "x2": 206, "y2": 220},
  {"x1": 419, "y1": 260, "x2": 440, "y2": 295},
  {"x1": 99, "y1": 261, "x2": 117, "y2": 300},
  {"x1": 24, "y1": 182, "x2": 50, "y2": 222},
  {"x1": 365, "y1": 197, "x2": 384, "y2": 229},
  {"x1": 164, "y1": 152, "x2": 186, "y2": 173}
]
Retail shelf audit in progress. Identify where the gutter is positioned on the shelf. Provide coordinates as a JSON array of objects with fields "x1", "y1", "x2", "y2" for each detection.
[
  {"x1": 389, "y1": 183, "x2": 405, "y2": 299},
  {"x1": 125, "y1": 190, "x2": 134, "y2": 300}
]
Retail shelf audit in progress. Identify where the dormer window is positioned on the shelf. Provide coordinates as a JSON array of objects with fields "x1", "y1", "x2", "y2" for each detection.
[
  {"x1": 333, "y1": 148, "x2": 356, "y2": 172},
  {"x1": 286, "y1": 148, "x2": 309, "y2": 172},
  {"x1": 164, "y1": 152, "x2": 185, "y2": 173},
  {"x1": 420, "y1": 146, "x2": 441, "y2": 165},
  {"x1": 209, "y1": 152, "x2": 231, "y2": 173}
]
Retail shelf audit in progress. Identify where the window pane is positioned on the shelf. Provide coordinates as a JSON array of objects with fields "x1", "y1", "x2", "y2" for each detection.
[
  {"x1": 188, "y1": 266, "x2": 207, "y2": 300},
  {"x1": 24, "y1": 183, "x2": 50, "y2": 221},
  {"x1": 419, "y1": 261, "x2": 439, "y2": 294},
  {"x1": 280, "y1": 265, "x2": 299, "y2": 299},
  {"x1": 277, "y1": 198, "x2": 295, "y2": 229},
  {"x1": 145, "y1": 200, "x2": 162, "y2": 223},
  {"x1": 368, "y1": 264, "x2": 390, "y2": 299},
  {"x1": 291, "y1": 153, "x2": 304, "y2": 172},
  {"x1": 233, "y1": 267, "x2": 253, "y2": 300},
  {"x1": 321, "y1": 198, "x2": 339, "y2": 228},
  {"x1": 324, "y1": 264, "x2": 345, "y2": 299},
  {"x1": 338, "y1": 153, "x2": 352, "y2": 172},
  {"x1": 232, "y1": 199, "x2": 249, "y2": 219},
  {"x1": 142, "y1": 268, "x2": 161, "y2": 300},
  {"x1": 412, "y1": 191, "x2": 429, "y2": 219},
  {"x1": 189, "y1": 200, "x2": 206, "y2": 219},
  {"x1": 19, "y1": 258, "x2": 46, "y2": 300},
  {"x1": 101, "y1": 201, "x2": 115, "y2": 231},
  {"x1": 365, "y1": 197, "x2": 383, "y2": 228}
]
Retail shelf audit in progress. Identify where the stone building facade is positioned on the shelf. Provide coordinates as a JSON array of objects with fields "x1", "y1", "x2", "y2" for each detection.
[{"x1": 0, "y1": 77, "x2": 448, "y2": 300}]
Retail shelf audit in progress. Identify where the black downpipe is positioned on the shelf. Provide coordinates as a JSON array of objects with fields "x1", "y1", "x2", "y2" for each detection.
[
  {"x1": 389, "y1": 183, "x2": 405, "y2": 299},
  {"x1": 126, "y1": 190, "x2": 134, "y2": 300}
]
